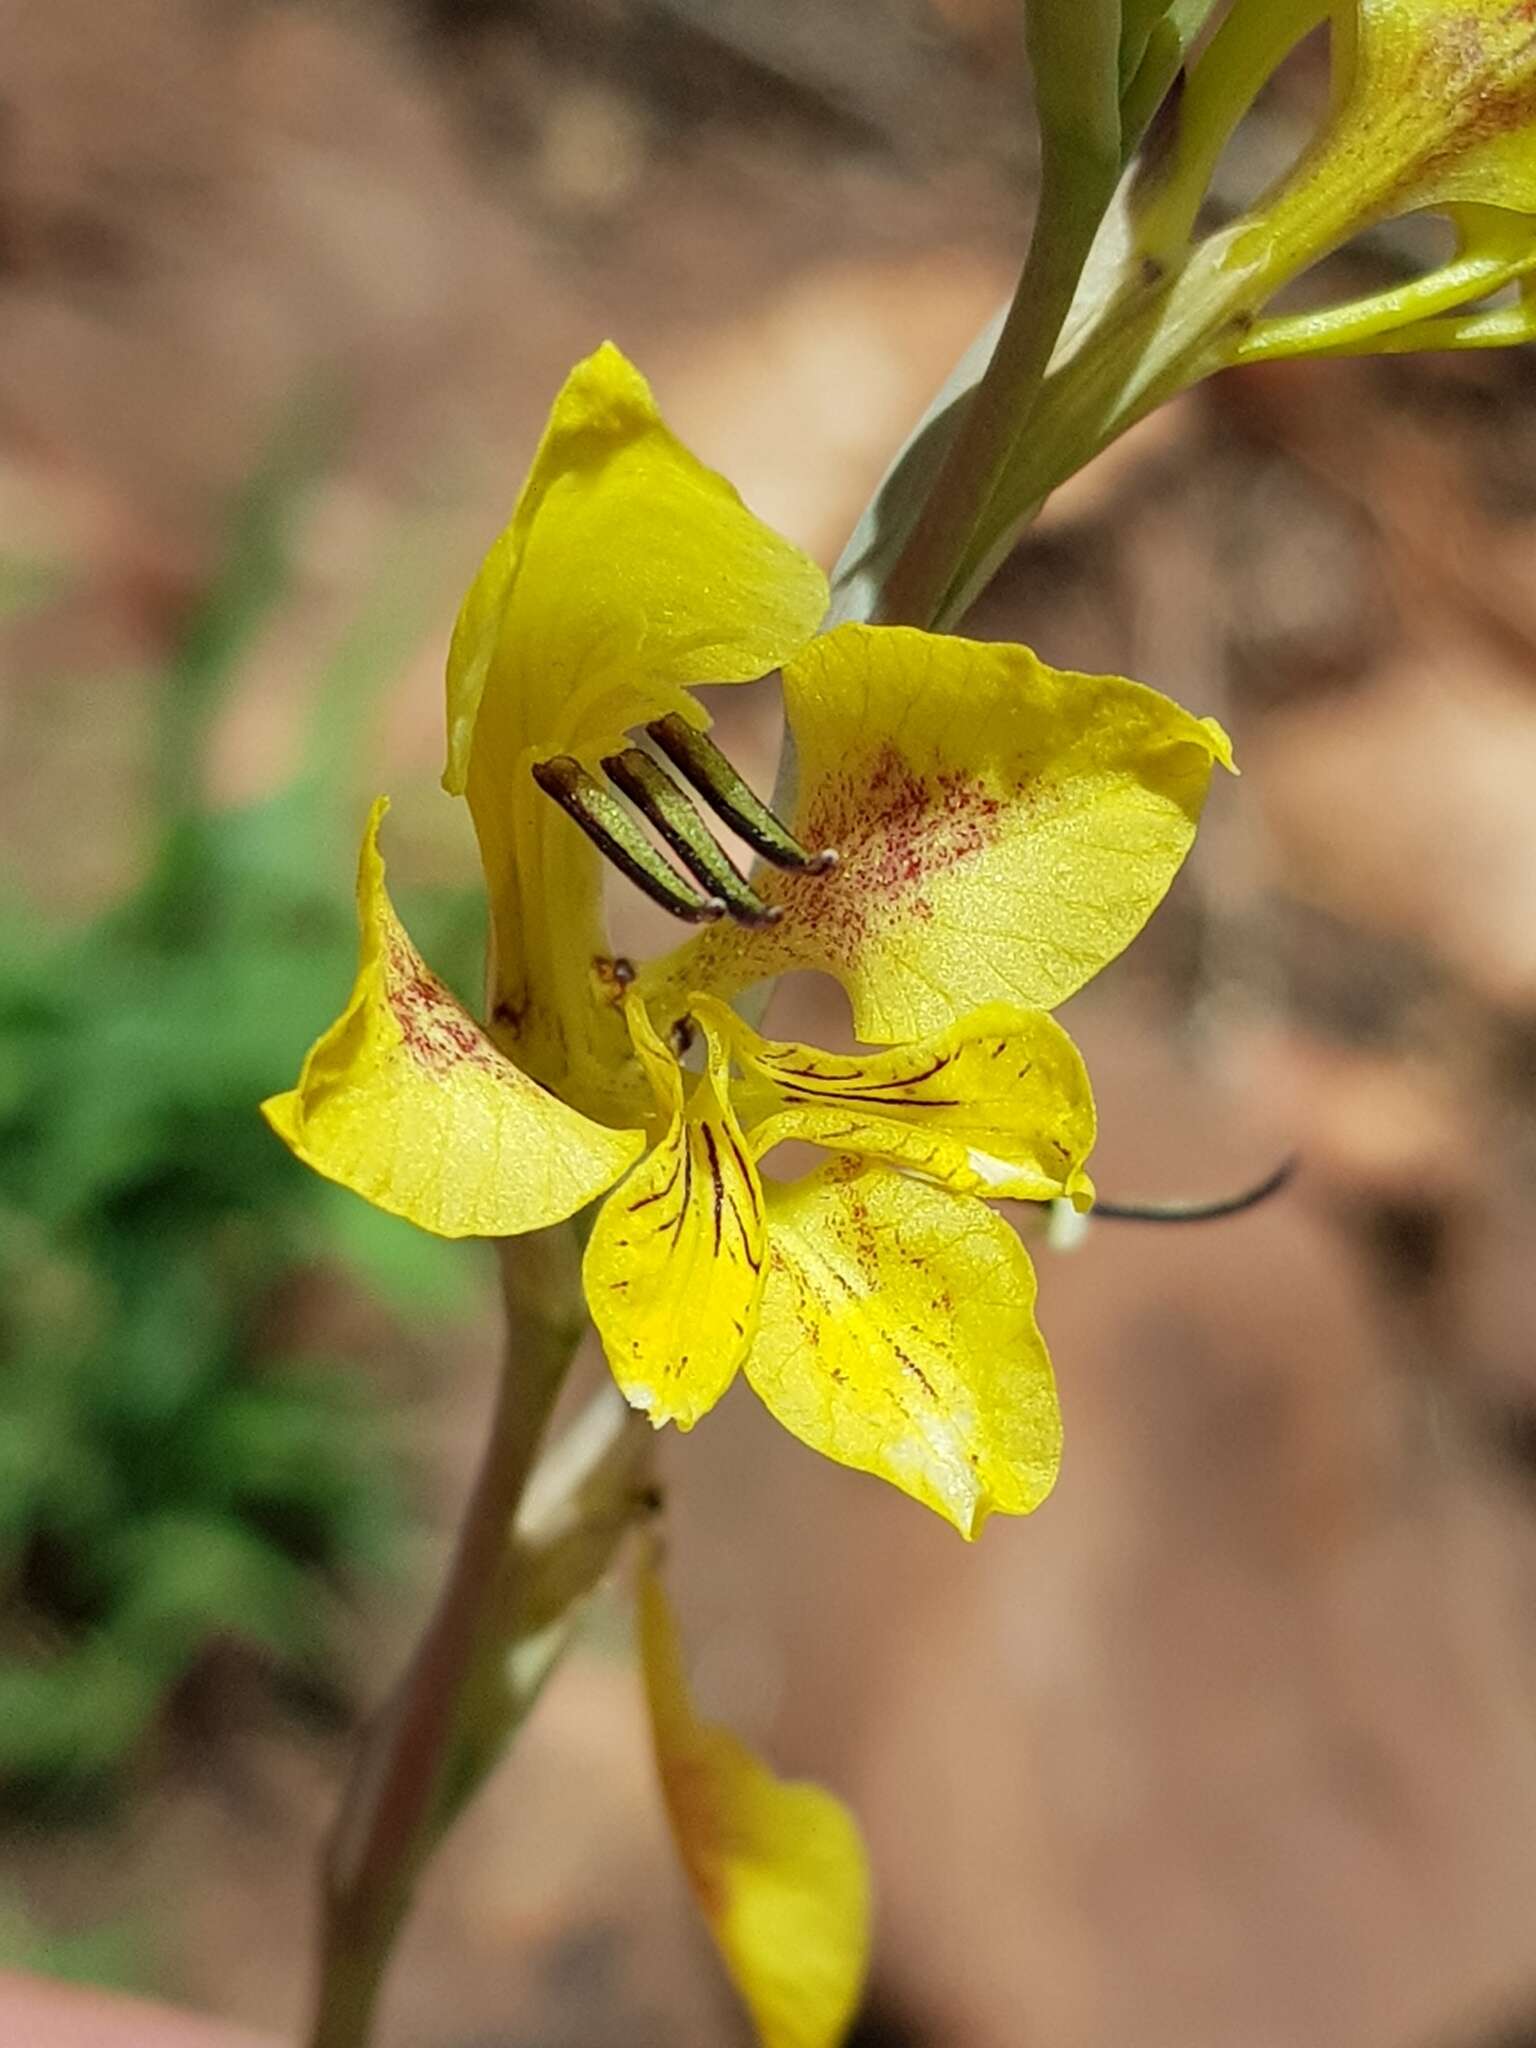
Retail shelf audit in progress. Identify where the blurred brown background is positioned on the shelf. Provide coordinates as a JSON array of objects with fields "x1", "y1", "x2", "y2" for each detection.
[{"x1": 6, "y1": 4, "x2": 1536, "y2": 2046}]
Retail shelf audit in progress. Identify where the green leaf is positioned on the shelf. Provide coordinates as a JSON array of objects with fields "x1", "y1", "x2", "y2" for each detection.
[
  {"x1": 105, "y1": 1512, "x2": 318, "y2": 1667},
  {"x1": 0, "y1": 1887, "x2": 148, "y2": 1994},
  {"x1": 1033, "y1": 0, "x2": 1123, "y2": 169},
  {"x1": 1120, "y1": 0, "x2": 1165, "y2": 83},
  {"x1": 0, "y1": 1643, "x2": 159, "y2": 1793},
  {"x1": 0, "y1": 1405, "x2": 122, "y2": 1564},
  {"x1": 1130, "y1": 0, "x2": 1327, "y2": 267},
  {"x1": 827, "y1": 312, "x2": 1006, "y2": 628},
  {"x1": 193, "y1": 1364, "x2": 400, "y2": 1576},
  {"x1": 976, "y1": 0, "x2": 1321, "y2": 571},
  {"x1": 0, "y1": 430, "x2": 466, "y2": 1825}
]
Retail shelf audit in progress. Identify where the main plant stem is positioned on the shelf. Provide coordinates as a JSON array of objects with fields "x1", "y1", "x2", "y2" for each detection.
[{"x1": 306, "y1": 1225, "x2": 586, "y2": 2048}]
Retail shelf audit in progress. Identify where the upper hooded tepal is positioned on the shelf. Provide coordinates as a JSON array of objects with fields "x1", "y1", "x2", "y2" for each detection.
[
  {"x1": 1297, "y1": 0, "x2": 1536, "y2": 225},
  {"x1": 263, "y1": 345, "x2": 1231, "y2": 1536}
]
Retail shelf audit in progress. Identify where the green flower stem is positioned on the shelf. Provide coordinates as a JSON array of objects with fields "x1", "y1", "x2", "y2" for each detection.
[
  {"x1": 1333, "y1": 298, "x2": 1536, "y2": 354},
  {"x1": 1232, "y1": 243, "x2": 1536, "y2": 362},
  {"x1": 1131, "y1": 0, "x2": 1326, "y2": 270},
  {"x1": 873, "y1": 56, "x2": 1123, "y2": 633},
  {"x1": 863, "y1": 218, "x2": 1254, "y2": 633},
  {"x1": 903, "y1": 134, "x2": 1426, "y2": 633},
  {"x1": 927, "y1": 258, "x2": 1247, "y2": 627},
  {"x1": 306, "y1": 1225, "x2": 588, "y2": 2048},
  {"x1": 872, "y1": 160, "x2": 1111, "y2": 632}
]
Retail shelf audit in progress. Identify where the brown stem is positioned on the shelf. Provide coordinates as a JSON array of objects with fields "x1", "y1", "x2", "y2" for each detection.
[{"x1": 305, "y1": 1226, "x2": 586, "y2": 2048}]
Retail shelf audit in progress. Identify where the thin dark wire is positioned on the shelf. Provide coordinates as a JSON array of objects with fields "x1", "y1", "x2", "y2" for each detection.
[{"x1": 1091, "y1": 1156, "x2": 1297, "y2": 1224}]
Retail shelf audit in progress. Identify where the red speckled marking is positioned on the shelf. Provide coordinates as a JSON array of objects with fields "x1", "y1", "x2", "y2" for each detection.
[
  {"x1": 386, "y1": 933, "x2": 497, "y2": 1073},
  {"x1": 819, "y1": 1163, "x2": 941, "y2": 1401},
  {"x1": 766, "y1": 741, "x2": 1010, "y2": 951},
  {"x1": 1405, "y1": 10, "x2": 1536, "y2": 196}
]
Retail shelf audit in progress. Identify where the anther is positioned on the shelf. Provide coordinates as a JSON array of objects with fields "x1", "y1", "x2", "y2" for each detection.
[
  {"x1": 646, "y1": 713, "x2": 838, "y2": 873},
  {"x1": 602, "y1": 747, "x2": 781, "y2": 926},
  {"x1": 531, "y1": 756, "x2": 725, "y2": 924}
]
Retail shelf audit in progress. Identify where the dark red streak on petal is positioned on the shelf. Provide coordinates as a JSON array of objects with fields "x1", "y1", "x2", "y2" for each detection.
[
  {"x1": 668, "y1": 1141, "x2": 694, "y2": 1246},
  {"x1": 628, "y1": 1145, "x2": 686, "y2": 1212},
  {"x1": 722, "y1": 1183, "x2": 763, "y2": 1272},
  {"x1": 702, "y1": 1124, "x2": 726, "y2": 1257},
  {"x1": 725, "y1": 1127, "x2": 755, "y2": 1191},
  {"x1": 761, "y1": 1050, "x2": 956, "y2": 1091},
  {"x1": 785, "y1": 1086, "x2": 965, "y2": 1109},
  {"x1": 817, "y1": 1249, "x2": 939, "y2": 1401}
]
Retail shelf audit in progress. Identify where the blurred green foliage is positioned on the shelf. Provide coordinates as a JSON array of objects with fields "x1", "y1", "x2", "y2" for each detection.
[
  {"x1": 0, "y1": 431, "x2": 486, "y2": 1823},
  {"x1": 0, "y1": 1885, "x2": 148, "y2": 1995}
]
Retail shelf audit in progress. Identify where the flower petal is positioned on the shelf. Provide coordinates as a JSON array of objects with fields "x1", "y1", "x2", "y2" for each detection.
[
  {"x1": 693, "y1": 995, "x2": 1096, "y2": 1206},
  {"x1": 446, "y1": 341, "x2": 829, "y2": 786},
  {"x1": 584, "y1": 997, "x2": 767, "y2": 1429},
  {"x1": 747, "y1": 1158, "x2": 1061, "y2": 1536},
  {"x1": 653, "y1": 624, "x2": 1231, "y2": 1041},
  {"x1": 443, "y1": 343, "x2": 827, "y2": 1095},
  {"x1": 1330, "y1": 0, "x2": 1536, "y2": 216},
  {"x1": 261, "y1": 799, "x2": 643, "y2": 1238},
  {"x1": 640, "y1": 1570, "x2": 871, "y2": 2048}
]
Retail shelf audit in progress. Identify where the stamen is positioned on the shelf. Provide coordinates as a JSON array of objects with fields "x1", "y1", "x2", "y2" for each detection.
[
  {"x1": 646, "y1": 713, "x2": 838, "y2": 872},
  {"x1": 602, "y1": 748, "x2": 780, "y2": 926},
  {"x1": 531, "y1": 756, "x2": 725, "y2": 925},
  {"x1": 1092, "y1": 1156, "x2": 1297, "y2": 1224}
]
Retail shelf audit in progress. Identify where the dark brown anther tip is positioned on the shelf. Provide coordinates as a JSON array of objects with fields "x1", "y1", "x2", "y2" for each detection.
[
  {"x1": 531, "y1": 753, "x2": 583, "y2": 796},
  {"x1": 808, "y1": 847, "x2": 840, "y2": 874}
]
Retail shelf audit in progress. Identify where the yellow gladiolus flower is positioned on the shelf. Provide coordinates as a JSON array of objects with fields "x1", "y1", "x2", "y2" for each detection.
[
  {"x1": 640, "y1": 1570, "x2": 871, "y2": 2048},
  {"x1": 263, "y1": 343, "x2": 1232, "y2": 1533},
  {"x1": 582, "y1": 986, "x2": 1094, "y2": 1534}
]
